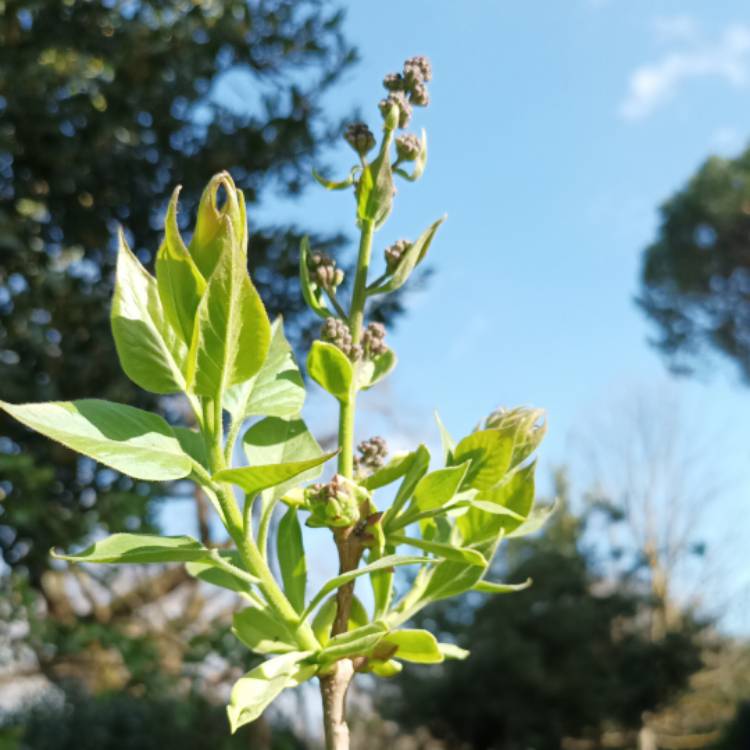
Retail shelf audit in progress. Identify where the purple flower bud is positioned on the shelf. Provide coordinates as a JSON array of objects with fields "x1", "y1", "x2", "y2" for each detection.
[
  {"x1": 308, "y1": 251, "x2": 343, "y2": 291},
  {"x1": 379, "y1": 92, "x2": 412, "y2": 129},
  {"x1": 395, "y1": 134, "x2": 422, "y2": 162},
  {"x1": 384, "y1": 239, "x2": 412, "y2": 273},
  {"x1": 355, "y1": 436, "x2": 389, "y2": 475},
  {"x1": 362, "y1": 322, "x2": 388, "y2": 359},
  {"x1": 409, "y1": 82, "x2": 430, "y2": 107},
  {"x1": 344, "y1": 122, "x2": 376, "y2": 156},
  {"x1": 383, "y1": 72, "x2": 405, "y2": 92},
  {"x1": 404, "y1": 56, "x2": 432, "y2": 83}
]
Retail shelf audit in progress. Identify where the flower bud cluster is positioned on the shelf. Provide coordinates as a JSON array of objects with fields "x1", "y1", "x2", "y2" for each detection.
[
  {"x1": 308, "y1": 252, "x2": 344, "y2": 291},
  {"x1": 354, "y1": 436, "x2": 388, "y2": 476},
  {"x1": 361, "y1": 322, "x2": 388, "y2": 358},
  {"x1": 304, "y1": 474, "x2": 365, "y2": 529},
  {"x1": 380, "y1": 56, "x2": 432, "y2": 129},
  {"x1": 395, "y1": 134, "x2": 421, "y2": 162},
  {"x1": 344, "y1": 122, "x2": 376, "y2": 156},
  {"x1": 384, "y1": 239, "x2": 411, "y2": 273},
  {"x1": 321, "y1": 317, "x2": 362, "y2": 361}
]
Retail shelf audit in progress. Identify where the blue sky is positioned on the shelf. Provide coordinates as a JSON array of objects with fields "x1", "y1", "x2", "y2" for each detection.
[{"x1": 178, "y1": 1, "x2": 750, "y2": 631}]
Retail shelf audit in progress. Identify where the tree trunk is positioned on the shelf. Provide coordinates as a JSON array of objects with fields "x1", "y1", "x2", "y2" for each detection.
[{"x1": 320, "y1": 659, "x2": 354, "y2": 750}]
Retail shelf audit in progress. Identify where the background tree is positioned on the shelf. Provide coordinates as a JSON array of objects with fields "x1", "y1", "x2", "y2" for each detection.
[
  {"x1": 383, "y1": 473, "x2": 703, "y2": 750},
  {"x1": 0, "y1": 0, "x2": 374, "y2": 705},
  {"x1": 638, "y1": 146, "x2": 750, "y2": 381}
]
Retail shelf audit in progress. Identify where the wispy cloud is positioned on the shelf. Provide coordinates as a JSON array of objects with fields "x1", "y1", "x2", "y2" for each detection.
[{"x1": 619, "y1": 22, "x2": 750, "y2": 121}]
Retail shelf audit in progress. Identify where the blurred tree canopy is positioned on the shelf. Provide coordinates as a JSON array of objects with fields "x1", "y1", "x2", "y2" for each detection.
[
  {"x1": 384, "y1": 475, "x2": 703, "y2": 750},
  {"x1": 0, "y1": 0, "x2": 359, "y2": 583},
  {"x1": 639, "y1": 147, "x2": 750, "y2": 382}
]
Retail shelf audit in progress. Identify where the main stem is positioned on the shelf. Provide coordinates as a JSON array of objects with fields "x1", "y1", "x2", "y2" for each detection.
[{"x1": 320, "y1": 217, "x2": 374, "y2": 750}]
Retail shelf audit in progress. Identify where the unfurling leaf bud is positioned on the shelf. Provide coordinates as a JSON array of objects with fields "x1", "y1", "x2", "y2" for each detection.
[
  {"x1": 354, "y1": 436, "x2": 388, "y2": 476},
  {"x1": 308, "y1": 252, "x2": 343, "y2": 291},
  {"x1": 395, "y1": 134, "x2": 422, "y2": 162},
  {"x1": 404, "y1": 56, "x2": 432, "y2": 83},
  {"x1": 189, "y1": 171, "x2": 247, "y2": 279},
  {"x1": 379, "y1": 92, "x2": 412, "y2": 129},
  {"x1": 409, "y1": 82, "x2": 430, "y2": 107},
  {"x1": 304, "y1": 475, "x2": 368, "y2": 528},
  {"x1": 344, "y1": 122, "x2": 376, "y2": 156},
  {"x1": 362, "y1": 322, "x2": 388, "y2": 358},
  {"x1": 384, "y1": 239, "x2": 411, "y2": 273},
  {"x1": 383, "y1": 72, "x2": 406, "y2": 92}
]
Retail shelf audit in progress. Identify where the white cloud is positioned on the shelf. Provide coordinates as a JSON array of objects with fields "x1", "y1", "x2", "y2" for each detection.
[{"x1": 619, "y1": 23, "x2": 750, "y2": 121}]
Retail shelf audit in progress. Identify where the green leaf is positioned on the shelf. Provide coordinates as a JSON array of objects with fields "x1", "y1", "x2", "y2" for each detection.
[
  {"x1": 369, "y1": 544, "x2": 395, "y2": 619},
  {"x1": 434, "y1": 411, "x2": 456, "y2": 463},
  {"x1": 233, "y1": 606, "x2": 299, "y2": 655},
  {"x1": 155, "y1": 186, "x2": 207, "y2": 344},
  {"x1": 382, "y1": 444, "x2": 431, "y2": 528},
  {"x1": 277, "y1": 507, "x2": 306, "y2": 614},
  {"x1": 227, "y1": 651, "x2": 315, "y2": 733},
  {"x1": 186, "y1": 554, "x2": 254, "y2": 593},
  {"x1": 452, "y1": 427, "x2": 515, "y2": 491},
  {"x1": 438, "y1": 642, "x2": 470, "y2": 660},
  {"x1": 458, "y1": 461, "x2": 536, "y2": 544},
  {"x1": 361, "y1": 451, "x2": 416, "y2": 491},
  {"x1": 411, "y1": 463, "x2": 469, "y2": 515},
  {"x1": 359, "y1": 349, "x2": 397, "y2": 390},
  {"x1": 186, "y1": 227, "x2": 271, "y2": 397},
  {"x1": 53, "y1": 533, "x2": 210, "y2": 564},
  {"x1": 389, "y1": 533, "x2": 487, "y2": 566},
  {"x1": 419, "y1": 559, "x2": 486, "y2": 605},
  {"x1": 307, "y1": 340, "x2": 353, "y2": 404},
  {"x1": 311, "y1": 595, "x2": 369, "y2": 646},
  {"x1": 224, "y1": 317, "x2": 305, "y2": 422},
  {"x1": 472, "y1": 578, "x2": 533, "y2": 594},
  {"x1": 214, "y1": 451, "x2": 336, "y2": 497},
  {"x1": 313, "y1": 166, "x2": 359, "y2": 191},
  {"x1": 368, "y1": 217, "x2": 444, "y2": 295},
  {"x1": 369, "y1": 659, "x2": 403, "y2": 678},
  {"x1": 0, "y1": 399, "x2": 192, "y2": 481},
  {"x1": 507, "y1": 501, "x2": 557, "y2": 538},
  {"x1": 111, "y1": 230, "x2": 188, "y2": 394},
  {"x1": 173, "y1": 426, "x2": 209, "y2": 469},
  {"x1": 302, "y1": 555, "x2": 431, "y2": 621},
  {"x1": 299, "y1": 237, "x2": 331, "y2": 319},
  {"x1": 317, "y1": 622, "x2": 388, "y2": 663},
  {"x1": 376, "y1": 629, "x2": 443, "y2": 664}
]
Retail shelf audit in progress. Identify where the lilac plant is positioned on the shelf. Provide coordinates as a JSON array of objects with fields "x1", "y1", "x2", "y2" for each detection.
[{"x1": 0, "y1": 57, "x2": 548, "y2": 749}]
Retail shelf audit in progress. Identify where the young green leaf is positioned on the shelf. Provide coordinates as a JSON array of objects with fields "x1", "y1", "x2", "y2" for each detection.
[
  {"x1": 359, "y1": 349, "x2": 397, "y2": 391},
  {"x1": 224, "y1": 317, "x2": 305, "y2": 422},
  {"x1": 214, "y1": 451, "x2": 336, "y2": 496},
  {"x1": 52, "y1": 533, "x2": 211, "y2": 564},
  {"x1": 375, "y1": 629, "x2": 443, "y2": 664},
  {"x1": 418, "y1": 559, "x2": 487, "y2": 605},
  {"x1": 302, "y1": 555, "x2": 432, "y2": 621},
  {"x1": 233, "y1": 606, "x2": 300, "y2": 655},
  {"x1": 243, "y1": 417, "x2": 328, "y2": 500},
  {"x1": 368, "y1": 659, "x2": 403, "y2": 678},
  {"x1": 506, "y1": 500, "x2": 557, "y2": 538},
  {"x1": 186, "y1": 554, "x2": 256, "y2": 594},
  {"x1": 472, "y1": 578, "x2": 533, "y2": 594},
  {"x1": 317, "y1": 622, "x2": 388, "y2": 663},
  {"x1": 0, "y1": 399, "x2": 192, "y2": 481},
  {"x1": 458, "y1": 461, "x2": 535, "y2": 543},
  {"x1": 410, "y1": 463, "x2": 469, "y2": 515},
  {"x1": 382, "y1": 444, "x2": 431, "y2": 528},
  {"x1": 388, "y1": 533, "x2": 487, "y2": 567},
  {"x1": 186, "y1": 225, "x2": 271, "y2": 397},
  {"x1": 173, "y1": 426, "x2": 209, "y2": 469},
  {"x1": 277, "y1": 507, "x2": 307, "y2": 614},
  {"x1": 452, "y1": 427, "x2": 516, "y2": 491},
  {"x1": 434, "y1": 411, "x2": 456, "y2": 463},
  {"x1": 438, "y1": 643, "x2": 470, "y2": 660},
  {"x1": 299, "y1": 236, "x2": 332, "y2": 319},
  {"x1": 356, "y1": 146, "x2": 394, "y2": 228},
  {"x1": 312, "y1": 595, "x2": 369, "y2": 646},
  {"x1": 155, "y1": 186, "x2": 207, "y2": 345},
  {"x1": 312, "y1": 166, "x2": 359, "y2": 191},
  {"x1": 111, "y1": 230, "x2": 188, "y2": 394},
  {"x1": 227, "y1": 651, "x2": 315, "y2": 733},
  {"x1": 361, "y1": 451, "x2": 416, "y2": 491},
  {"x1": 368, "y1": 217, "x2": 444, "y2": 295},
  {"x1": 307, "y1": 340, "x2": 354, "y2": 404}
]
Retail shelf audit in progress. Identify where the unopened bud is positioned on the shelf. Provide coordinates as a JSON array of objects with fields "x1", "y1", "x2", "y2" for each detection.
[
  {"x1": 383, "y1": 72, "x2": 406, "y2": 92},
  {"x1": 385, "y1": 239, "x2": 411, "y2": 273},
  {"x1": 379, "y1": 92, "x2": 412, "y2": 129},
  {"x1": 395, "y1": 134, "x2": 421, "y2": 162},
  {"x1": 362, "y1": 322, "x2": 388, "y2": 358},
  {"x1": 344, "y1": 122, "x2": 376, "y2": 156},
  {"x1": 404, "y1": 56, "x2": 432, "y2": 83},
  {"x1": 409, "y1": 82, "x2": 429, "y2": 107},
  {"x1": 355, "y1": 436, "x2": 388, "y2": 475},
  {"x1": 308, "y1": 252, "x2": 343, "y2": 291},
  {"x1": 304, "y1": 475, "x2": 366, "y2": 529},
  {"x1": 321, "y1": 316, "x2": 352, "y2": 351}
]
